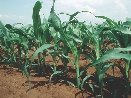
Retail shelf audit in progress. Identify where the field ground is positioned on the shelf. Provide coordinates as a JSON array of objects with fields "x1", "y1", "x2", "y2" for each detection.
[{"x1": 0, "y1": 54, "x2": 131, "y2": 98}]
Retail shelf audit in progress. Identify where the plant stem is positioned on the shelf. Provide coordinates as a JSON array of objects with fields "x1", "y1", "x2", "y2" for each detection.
[
  {"x1": 75, "y1": 55, "x2": 80, "y2": 88},
  {"x1": 125, "y1": 59, "x2": 130, "y2": 98}
]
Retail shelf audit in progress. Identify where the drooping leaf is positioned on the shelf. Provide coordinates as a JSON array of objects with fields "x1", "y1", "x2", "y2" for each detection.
[
  {"x1": 80, "y1": 74, "x2": 93, "y2": 90},
  {"x1": 116, "y1": 27, "x2": 131, "y2": 35},
  {"x1": 99, "y1": 63, "x2": 114, "y2": 83},
  {"x1": 80, "y1": 46, "x2": 131, "y2": 76},
  {"x1": 92, "y1": 53, "x2": 131, "y2": 66},
  {"x1": 31, "y1": 44, "x2": 53, "y2": 61},
  {"x1": 49, "y1": 71, "x2": 63, "y2": 82},
  {"x1": 69, "y1": 11, "x2": 80, "y2": 21},
  {"x1": 105, "y1": 46, "x2": 131, "y2": 54},
  {"x1": 95, "y1": 16, "x2": 119, "y2": 28},
  {"x1": 60, "y1": 80, "x2": 76, "y2": 87}
]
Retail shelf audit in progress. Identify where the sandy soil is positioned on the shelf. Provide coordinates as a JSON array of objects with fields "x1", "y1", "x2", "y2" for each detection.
[{"x1": 0, "y1": 54, "x2": 131, "y2": 98}]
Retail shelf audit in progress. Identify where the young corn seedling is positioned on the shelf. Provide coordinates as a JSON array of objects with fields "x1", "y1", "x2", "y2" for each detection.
[
  {"x1": 32, "y1": 1, "x2": 49, "y2": 75},
  {"x1": 0, "y1": 21, "x2": 30, "y2": 88},
  {"x1": 80, "y1": 16, "x2": 131, "y2": 97},
  {"x1": 109, "y1": 18, "x2": 131, "y2": 98},
  {"x1": 47, "y1": 0, "x2": 70, "y2": 82},
  {"x1": 59, "y1": 13, "x2": 87, "y2": 88},
  {"x1": 1, "y1": 0, "x2": 131, "y2": 97},
  {"x1": 79, "y1": 16, "x2": 120, "y2": 97},
  {"x1": 90, "y1": 47, "x2": 131, "y2": 98}
]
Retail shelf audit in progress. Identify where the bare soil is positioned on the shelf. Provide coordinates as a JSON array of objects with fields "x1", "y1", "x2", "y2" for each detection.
[{"x1": 0, "y1": 54, "x2": 131, "y2": 98}]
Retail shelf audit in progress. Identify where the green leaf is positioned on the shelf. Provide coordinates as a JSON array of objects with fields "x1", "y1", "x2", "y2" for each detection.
[
  {"x1": 123, "y1": 21, "x2": 131, "y2": 27},
  {"x1": 41, "y1": 17, "x2": 49, "y2": 32},
  {"x1": 48, "y1": 0, "x2": 61, "y2": 31},
  {"x1": 92, "y1": 47, "x2": 131, "y2": 65},
  {"x1": 72, "y1": 32, "x2": 82, "y2": 43},
  {"x1": 105, "y1": 46, "x2": 131, "y2": 54},
  {"x1": 112, "y1": 28, "x2": 131, "y2": 47},
  {"x1": 80, "y1": 47, "x2": 131, "y2": 76},
  {"x1": 88, "y1": 83, "x2": 94, "y2": 93},
  {"x1": 99, "y1": 63, "x2": 114, "y2": 83},
  {"x1": 49, "y1": 71, "x2": 63, "y2": 82},
  {"x1": 32, "y1": 1, "x2": 42, "y2": 38},
  {"x1": 92, "y1": 53, "x2": 131, "y2": 66},
  {"x1": 31, "y1": 44, "x2": 53, "y2": 61},
  {"x1": 80, "y1": 74, "x2": 93, "y2": 90},
  {"x1": 79, "y1": 64, "x2": 92, "y2": 78},
  {"x1": 21, "y1": 42, "x2": 28, "y2": 49},
  {"x1": 46, "y1": 63, "x2": 54, "y2": 71},
  {"x1": 61, "y1": 54, "x2": 74, "y2": 65},
  {"x1": 95, "y1": 16, "x2": 119, "y2": 27},
  {"x1": 23, "y1": 66, "x2": 30, "y2": 83},
  {"x1": 10, "y1": 29, "x2": 28, "y2": 39},
  {"x1": 0, "y1": 21, "x2": 7, "y2": 35},
  {"x1": 116, "y1": 27, "x2": 131, "y2": 35},
  {"x1": 60, "y1": 80, "x2": 76, "y2": 87},
  {"x1": 5, "y1": 24, "x2": 13, "y2": 30},
  {"x1": 69, "y1": 11, "x2": 80, "y2": 21},
  {"x1": 61, "y1": 31, "x2": 78, "y2": 58},
  {"x1": 84, "y1": 52, "x2": 94, "y2": 63}
]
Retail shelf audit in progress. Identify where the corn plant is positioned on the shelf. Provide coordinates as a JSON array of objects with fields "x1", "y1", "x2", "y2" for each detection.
[
  {"x1": 0, "y1": 21, "x2": 31, "y2": 88},
  {"x1": 109, "y1": 18, "x2": 131, "y2": 98},
  {"x1": 89, "y1": 46, "x2": 131, "y2": 98},
  {"x1": 32, "y1": 1, "x2": 53, "y2": 75},
  {"x1": 1, "y1": 0, "x2": 131, "y2": 97},
  {"x1": 48, "y1": 0, "x2": 60, "y2": 72},
  {"x1": 80, "y1": 16, "x2": 131, "y2": 97},
  {"x1": 59, "y1": 12, "x2": 91, "y2": 88},
  {"x1": 32, "y1": 1, "x2": 42, "y2": 75},
  {"x1": 78, "y1": 16, "x2": 120, "y2": 97}
]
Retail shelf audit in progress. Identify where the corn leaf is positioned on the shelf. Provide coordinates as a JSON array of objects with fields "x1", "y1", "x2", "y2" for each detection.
[
  {"x1": 31, "y1": 44, "x2": 53, "y2": 61},
  {"x1": 32, "y1": 1, "x2": 42, "y2": 38},
  {"x1": 69, "y1": 11, "x2": 80, "y2": 21},
  {"x1": 80, "y1": 74, "x2": 93, "y2": 90},
  {"x1": 95, "y1": 16, "x2": 119, "y2": 27},
  {"x1": 0, "y1": 21, "x2": 7, "y2": 35},
  {"x1": 48, "y1": 0, "x2": 61, "y2": 31},
  {"x1": 60, "y1": 80, "x2": 76, "y2": 87},
  {"x1": 99, "y1": 63, "x2": 114, "y2": 84},
  {"x1": 49, "y1": 71, "x2": 63, "y2": 82},
  {"x1": 80, "y1": 46, "x2": 131, "y2": 76}
]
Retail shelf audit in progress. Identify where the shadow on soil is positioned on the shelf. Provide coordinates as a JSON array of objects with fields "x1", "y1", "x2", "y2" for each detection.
[{"x1": 23, "y1": 64, "x2": 131, "y2": 98}]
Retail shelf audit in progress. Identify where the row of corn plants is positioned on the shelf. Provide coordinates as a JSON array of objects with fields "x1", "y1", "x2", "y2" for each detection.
[{"x1": 0, "y1": 0, "x2": 131, "y2": 97}]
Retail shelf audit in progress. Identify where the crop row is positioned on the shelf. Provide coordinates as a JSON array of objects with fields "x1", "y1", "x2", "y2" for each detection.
[{"x1": 0, "y1": 0, "x2": 131, "y2": 97}]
